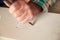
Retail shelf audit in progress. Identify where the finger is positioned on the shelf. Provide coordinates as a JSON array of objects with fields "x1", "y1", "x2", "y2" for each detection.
[
  {"x1": 27, "y1": 8, "x2": 33, "y2": 19},
  {"x1": 17, "y1": 10, "x2": 27, "y2": 22},
  {"x1": 9, "y1": 1, "x2": 21, "y2": 14},
  {"x1": 16, "y1": 8, "x2": 33, "y2": 24},
  {"x1": 13, "y1": 5, "x2": 24, "y2": 17},
  {"x1": 20, "y1": 10, "x2": 33, "y2": 24},
  {"x1": 14, "y1": 2, "x2": 30, "y2": 21},
  {"x1": 20, "y1": 16, "x2": 30, "y2": 24},
  {"x1": 13, "y1": 3, "x2": 28, "y2": 18},
  {"x1": 20, "y1": 13, "x2": 33, "y2": 24}
]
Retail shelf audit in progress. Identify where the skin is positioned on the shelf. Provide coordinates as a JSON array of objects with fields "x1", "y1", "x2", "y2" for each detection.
[{"x1": 9, "y1": 0, "x2": 42, "y2": 24}]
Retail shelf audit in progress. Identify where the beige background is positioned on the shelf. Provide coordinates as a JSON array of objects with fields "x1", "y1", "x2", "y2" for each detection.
[{"x1": 0, "y1": 7, "x2": 60, "y2": 40}]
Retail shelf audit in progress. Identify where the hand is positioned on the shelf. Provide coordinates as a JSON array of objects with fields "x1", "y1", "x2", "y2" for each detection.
[{"x1": 9, "y1": 0, "x2": 42, "y2": 24}]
